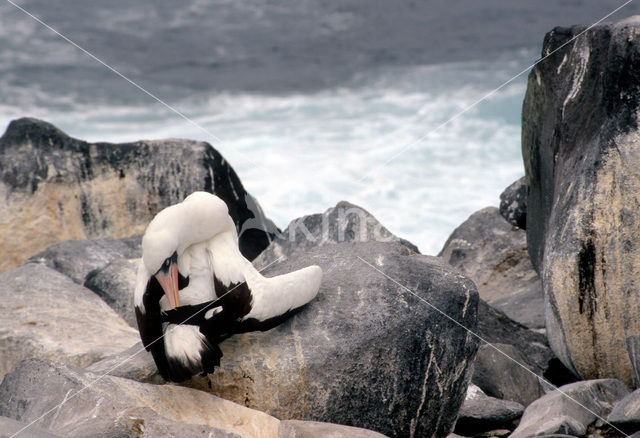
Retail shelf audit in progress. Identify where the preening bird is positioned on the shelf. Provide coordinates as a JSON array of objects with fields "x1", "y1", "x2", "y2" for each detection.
[{"x1": 134, "y1": 192, "x2": 322, "y2": 382}]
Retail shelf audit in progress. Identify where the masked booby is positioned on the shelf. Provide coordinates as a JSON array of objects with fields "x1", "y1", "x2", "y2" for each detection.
[{"x1": 134, "y1": 191, "x2": 322, "y2": 382}]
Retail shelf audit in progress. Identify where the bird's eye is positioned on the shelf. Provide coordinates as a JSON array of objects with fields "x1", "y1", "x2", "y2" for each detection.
[{"x1": 163, "y1": 258, "x2": 171, "y2": 268}]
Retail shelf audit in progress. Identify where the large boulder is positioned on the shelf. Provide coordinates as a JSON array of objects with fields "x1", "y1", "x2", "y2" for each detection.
[
  {"x1": 439, "y1": 207, "x2": 544, "y2": 329},
  {"x1": 194, "y1": 240, "x2": 478, "y2": 438},
  {"x1": 522, "y1": 16, "x2": 640, "y2": 385},
  {"x1": 0, "y1": 358, "x2": 278, "y2": 438},
  {"x1": 0, "y1": 117, "x2": 277, "y2": 272},
  {"x1": 0, "y1": 262, "x2": 138, "y2": 380},
  {"x1": 509, "y1": 379, "x2": 630, "y2": 438}
]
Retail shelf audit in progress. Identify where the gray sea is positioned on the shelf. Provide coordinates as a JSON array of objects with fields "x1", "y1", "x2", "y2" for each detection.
[{"x1": 1, "y1": 0, "x2": 637, "y2": 254}]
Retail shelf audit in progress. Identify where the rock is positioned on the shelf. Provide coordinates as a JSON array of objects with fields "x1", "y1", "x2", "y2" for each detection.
[
  {"x1": 192, "y1": 240, "x2": 478, "y2": 438},
  {"x1": 454, "y1": 384, "x2": 524, "y2": 436},
  {"x1": 28, "y1": 237, "x2": 139, "y2": 285},
  {"x1": 0, "y1": 117, "x2": 278, "y2": 272},
  {"x1": 522, "y1": 16, "x2": 640, "y2": 384},
  {"x1": 510, "y1": 379, "x2": 630, "y2": 438},
  {"x1": 278, "y1": 420, "x2": 389, "y2": 438},
  {"x1": 471, "y1": 343, "x2": 544, "y2": 406},
  {"x1": 85, "y1": 342, "x2": 163, "y2": 384},
  {"x1": 607, "y1": 388, "x2": 640, "y2": 434},
  {"x1": 476, "y1": 300, "x2": 553, "y2": 376},
  {"x1": 84, "y1": 258, "x2": 139, "y2": 327},
  {"x1": 499, "y1": 177, "x2": 527, "y2": 230},
  {"x1": 0, "y1": 358, "x2": 278, "y2": 438},
  {"x1": 254, "y1": 200, "x2": 419, "y2": 268},
  {"x1": 0, "y1": 415, "x2": 63, "y2": 438},
  {"x1": 0, "y1": 262, "x2": 138, "y2": 380},
  {"x1": 439, "y1": 207, "x2": 544, "y2": 329},
  {"x1": 109, "y1": 407, "x2": 243, "y2": 438}
]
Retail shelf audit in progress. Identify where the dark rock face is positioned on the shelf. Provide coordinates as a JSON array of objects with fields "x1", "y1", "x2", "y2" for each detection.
[
  {"x1": 472, "y1": 343, "x2": 544, "y2": 407},
  {"x1": 254, "y1": 200, "x2": 419, "y2": 268},
  {"x1": 440, "y1": 207, "x2": 544, "y2": 329},
  {"x1": 454, "y1": 385, "x2": 524, "y2": 436},
  {"x1": 499, "y1": 177, "x2": 527, "y2": 230},
  {"x1": 199, "y1": 240, "x2": 478, "y2": 438},
  {"x1": 510, "y1": 379, "x2": 630, "y2": 438},
  {"x1": 476, "y1": 300, "x2": 556, "y2": 382},
  {"x1": 522, "y1": 16, "x2": 640, "y2": 385},
  {"x1": 0, "y1": 117, "x2": 277, "y2": 272},
  {"x1": 0, "y1": 359, "x2": 279, "y2": 437}
]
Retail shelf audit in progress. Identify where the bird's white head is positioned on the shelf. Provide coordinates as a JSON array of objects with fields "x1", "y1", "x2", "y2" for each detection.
[{"x1": 141, "y1": 191, "x2": 234, "y2": 309}]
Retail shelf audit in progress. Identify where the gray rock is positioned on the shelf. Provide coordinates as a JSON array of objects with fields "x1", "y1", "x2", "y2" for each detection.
[
  {"x1": 454, "y1": 385, "x2": 524, "y2": 436},
  {"x1": 189, "y1": 240, "x2": 478, "y2": 438},
  {"x1": 0, "y1": 416, "x2": 63, "y2": 438},
  {"x1": 476, "y1": 300, "x2": 554, "y2": 377},
  {"x1": 113, "y1": 407, "x2": 243, "y2": 438},
  {"x1": 278, "y1": 420, "x2": 389, "y2": 438},
  {"x1": 522, "y1": 16, "x2": 640, "y2": 384},
  {"x1": 84, "y1": 258, "x2": 139, "y2": 327},
  {"x1": 472, "y1": 343, "x2": 545, "y2": 407},
  {"x1": 0, "y1": 117, "x2": 278, "y2": 272},
  {"x1": 607, "y1": 388, "x2": 640, "y2": 434},
  {"x1": 0, "y1": 262, "x2": 138, "y2": 380},
  {"x1": 510, "y1": 379, "x2": 630, "y2": 438},
  {"x1": 85, "y1": 342, "x2": 163, "y2": 384},
  {"x1": 28, "y1": 237, "x2": 139, "y2": 285},
  {"x1": 0, "y1": 358, "x2": 279, "y2": 438},
  {"x1": 253, "y1": 200, "x2": 418, "y2": 268},
  {"x1": 499, "y1": 177, "x2": 527, "y2": 230},
  {"x1": 439, "y1": 206, "x2": 544, "y2": 329}
]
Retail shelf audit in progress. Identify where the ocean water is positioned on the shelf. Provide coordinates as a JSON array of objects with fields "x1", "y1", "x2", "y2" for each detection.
[{"x1": 1, "y1": 0, "x2": 638, "y2": 255}]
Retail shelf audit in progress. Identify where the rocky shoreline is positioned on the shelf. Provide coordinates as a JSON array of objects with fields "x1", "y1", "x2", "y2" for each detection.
[{"x1": 2, "y1": 14, "x2": 640, "y2": 438}]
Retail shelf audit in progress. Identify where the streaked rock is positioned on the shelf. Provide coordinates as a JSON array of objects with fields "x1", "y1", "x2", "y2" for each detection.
[{"x1": 522, "y1": 16, "x2": 640, "y2": 384}]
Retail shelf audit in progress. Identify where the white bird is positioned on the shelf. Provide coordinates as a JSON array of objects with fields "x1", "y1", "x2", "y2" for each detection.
[{"x1": 134, "y1": 191, "x2": 322, "y2": 382}]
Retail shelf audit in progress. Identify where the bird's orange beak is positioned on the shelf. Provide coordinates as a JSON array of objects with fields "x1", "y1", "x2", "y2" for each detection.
[{"x1": 155, "y1": 261, "x2": 180, "y2": 309}]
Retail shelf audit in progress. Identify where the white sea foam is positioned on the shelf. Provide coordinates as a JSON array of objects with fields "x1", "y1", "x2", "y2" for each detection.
[{"x1": 0, "y1": 50, "x2": 533, "y2": 255}]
